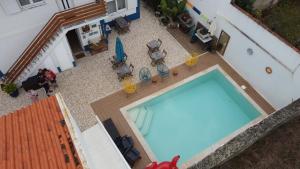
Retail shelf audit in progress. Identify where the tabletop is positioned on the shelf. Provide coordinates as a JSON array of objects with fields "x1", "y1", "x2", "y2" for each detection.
[
  {"x1": 117, "y1": 64, "x2": 130, "y2": 76},
  {"x1": 150, "y1": 51, "x2": 163, "y2": 61},
  {"x1": 147, "y1": 40, "x2": 160, "y2": 50},
  {"x1": 115, "y1": 17, "x2": 129, "y2": 28}
]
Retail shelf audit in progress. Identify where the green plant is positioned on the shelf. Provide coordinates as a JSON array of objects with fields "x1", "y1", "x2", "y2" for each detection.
[
  {"x1": 253, "y1": 9, "x2": 263, "y2": 19},
  {"x1": 160, "y1": 0, "x2": 187, "y2": 18},
  {"x1": 234, "y1": 0, "x2": 256, "y2": 13},
  {"x1": 145, "y1": 0, "x2": 161, "y2": 11},
  {"x1": 3, "y1": 83, "x2": 17, "y2": 94},
  {"x1": 160, "y1": 0, "x2": 169, "y2": 16}
]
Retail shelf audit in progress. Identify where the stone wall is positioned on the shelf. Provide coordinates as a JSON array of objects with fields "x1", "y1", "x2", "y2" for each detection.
[{"x1": 188, "y1": 99, "x2": 300, "y2": 169}]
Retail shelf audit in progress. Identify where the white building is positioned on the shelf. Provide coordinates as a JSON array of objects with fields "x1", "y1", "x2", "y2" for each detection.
[
  {"x1": 0, "y1": 0, "x2": 140, "y2": 84},
  {"x1": 186, "y1": 0, "x2": 300, "y2": 110}
]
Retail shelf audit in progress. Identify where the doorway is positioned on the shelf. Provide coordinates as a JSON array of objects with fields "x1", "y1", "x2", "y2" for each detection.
[
  {"x1": 66, "y1": 29, "x2": 85, "y2": 59},
  {"x1": 217, "y1": 30, "x2": 231, "y2": 55}
]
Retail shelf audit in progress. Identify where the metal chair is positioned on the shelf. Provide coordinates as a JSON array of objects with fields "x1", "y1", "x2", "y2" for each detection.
[
  {"x1": 157, "y1": 64, "x2": 169, "y2": 79},
  {"x1": 117, "y1": 63, "x2": 134, "y2": 81},
  {"x1": 162, "y1": 49, "x2": 167, "y2": 58},
  {"x1": 157, "y1": 38, "x2": 162, "y2": 48},
  {"x1": 139, "y1": 67, "x2": 152, "y2": 83},
  {"x1": 110, "y1": 53, "x2": 128, "y2": 69}
]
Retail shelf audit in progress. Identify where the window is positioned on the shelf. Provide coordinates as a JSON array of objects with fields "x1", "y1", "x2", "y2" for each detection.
[
  {"x1": 18, "y1": 0, "x2": 45, "y2": 9},
  {"x1": 216, "y1": 31, "x2": 231, "y2": 55},
  {"x1": 117, "y1": 0, "x2": 125, "y2": 10},
  {"x1": 107, "y1": 0, "x2": 126, "y2": 14},
  {"x1": 107, "y1": 0, "x2": 117, "y2": 14}
]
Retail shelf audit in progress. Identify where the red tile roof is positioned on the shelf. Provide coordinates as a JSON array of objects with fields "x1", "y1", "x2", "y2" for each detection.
[{"x1": 0, "y1": 96, "x2": 83, "y2": 169}]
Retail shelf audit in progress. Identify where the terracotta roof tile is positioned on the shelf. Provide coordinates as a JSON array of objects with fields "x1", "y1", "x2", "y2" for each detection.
[{"x1": 0, "y1": 96, "x2": 83, "y2": 169}]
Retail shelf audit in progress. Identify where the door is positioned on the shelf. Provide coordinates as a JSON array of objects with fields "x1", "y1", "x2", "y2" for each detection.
[
  {"x1": 217, "y1": 30, "x2": 230, "y2": 55},
  {"x1": 66, "y1": 29, "x2": 85, "y2": 59}
]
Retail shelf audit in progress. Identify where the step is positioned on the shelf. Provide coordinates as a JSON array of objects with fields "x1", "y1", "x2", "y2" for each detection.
[
  {"x1": 135, "y1": 106, "x2": 147, "y2": 129},
  {"x1": 128, "y1": 107, "x2": 140, "y2": 122},
  {"x1": 141, "y1": 108, "x2": 154, "y2": 136}
]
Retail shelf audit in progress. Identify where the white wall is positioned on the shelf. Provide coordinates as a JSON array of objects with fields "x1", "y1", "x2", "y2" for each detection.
[
  {"x1": 26, "y1": 36, "x2": 74, "y2": 79},
  {"x1": 0, "y1": 0, "x2": 138, "y2": 74},
  {"x1": 188, "y1": 0, "x2": 300, "y2": 109},
  {"x1": 55, "y1": 93, "x2": 131, "y2": 169},
  {"x1": 217, "y1": 17, "x2": 294, "y2": 108},
  {"x1": 72, "y1": 0, "x2": 95, "y2": 7},
  {"x1": 0, "y1": 0, "x2": 60, "y2": 73},
  {"x1": 53, "y1": 36, "x2": 75, "y2": 71}
]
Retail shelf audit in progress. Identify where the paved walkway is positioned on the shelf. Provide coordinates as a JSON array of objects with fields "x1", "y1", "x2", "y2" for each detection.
[{"x1": 0, "y1": 4, "x2": 189, "y2": 131}]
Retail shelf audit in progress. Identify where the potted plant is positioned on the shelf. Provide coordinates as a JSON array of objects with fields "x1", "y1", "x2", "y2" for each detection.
[
  {"x1": 3, "y1": 83, "x2": 19, "y2": 97},
  {"x1": 160, "y1": 0, "x2": 187, "y2": 19},
  {"x1": 172, "y1": 68, "x2": 179, "y2": 76}
]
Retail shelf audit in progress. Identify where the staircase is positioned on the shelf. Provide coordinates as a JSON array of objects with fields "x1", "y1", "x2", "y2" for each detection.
[
  {"x1": 128, "y1": 106, "x2": 154, "y2": 136},
  {"x1": 4, "y1": 1, "x2": 107, "y2": 84}
]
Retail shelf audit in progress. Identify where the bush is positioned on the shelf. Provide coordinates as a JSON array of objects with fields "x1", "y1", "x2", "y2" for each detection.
[
  {"x1": 3, "y1": 83, "x2": 17, "y2": 94},
  {"x1": 160, "y1": 0, "x2": 187, "y2": 18},
  {"x1": 235, "y1": 0, "x2": 256, "y2": 13}
]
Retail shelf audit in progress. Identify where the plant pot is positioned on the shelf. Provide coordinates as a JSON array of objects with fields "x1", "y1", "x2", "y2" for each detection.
[
  {"x1": 9, "y1": 89, "x2": 19, "y2": 98},
  {"x1": 160, "y1": 16, "x2": 170, "y2": 26},
  {"x1": 172, "y1": 69, "x2": 179, "y2": 76}
]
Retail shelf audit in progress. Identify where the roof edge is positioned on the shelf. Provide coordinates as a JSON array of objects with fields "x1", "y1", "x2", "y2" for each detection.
[{"x1": 55, "y1": 93, "x2": 91, "y2": 169}]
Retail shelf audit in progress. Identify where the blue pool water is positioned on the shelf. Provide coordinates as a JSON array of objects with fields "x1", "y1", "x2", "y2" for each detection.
[{"x1": 127, "y1": 69, "x2": 261, "y2": 165}]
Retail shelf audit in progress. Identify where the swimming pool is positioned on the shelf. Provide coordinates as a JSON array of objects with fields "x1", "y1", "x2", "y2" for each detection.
[{"x1": 121, "y1": 66, "x2": 266, "y2": 167}]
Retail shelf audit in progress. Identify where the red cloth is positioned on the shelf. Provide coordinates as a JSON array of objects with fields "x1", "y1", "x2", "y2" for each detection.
[{"x1": 45, "y1": 70, "x2": 56, "y2": 81}]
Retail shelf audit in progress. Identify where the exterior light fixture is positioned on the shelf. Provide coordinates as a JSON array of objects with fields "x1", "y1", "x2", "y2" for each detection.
[{"x1": 265, "y1": 67, "x2": 272, "y2": 74}]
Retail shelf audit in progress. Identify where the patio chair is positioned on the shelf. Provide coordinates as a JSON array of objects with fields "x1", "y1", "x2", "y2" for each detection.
[
  {"x1": 162, "y1": 49, "x2": 167, "y2": 58},
  {"x1": 139, "y1": 67, "x2": 152, "y2": 83},
  {"x1": 117, "y1": 63, "x2": 134, "y2": 81},
  {"x1": 102, "y1": 119, "x2": 141, "y2": 167},
  {"x1": 103, "y1": 118, "x2": 121, "y2": 142},
  {"x1": 185, "y1": 54, "x2": 199, "y2": 67},
  {"x1": 122, "y1": 78, "x2": 137, "y2": 95},
  {"x1": 124, "y1": 147, "x2": 141, "y2": 167},
  {"x1": 149, "y1": 49, "x2": 168, "y2": 66},
  {"x1": 147, "y1": 39, "x2": 163, "y2": 53},
  {"x1": 110, "y1": 53, "x2": 128, "y2": 69},
  {"x1": 118, "y1": 135, "x2": 134, "y2": 154},
  {"x1": 157, "y1": 64, "x2": 170, "y2": 79},
  {"x1": 157, "y1": 38, "x2": 162, "y2": 48},
  {"x1": 117, "y1": 135, "x2": 141, "y2": 167}
]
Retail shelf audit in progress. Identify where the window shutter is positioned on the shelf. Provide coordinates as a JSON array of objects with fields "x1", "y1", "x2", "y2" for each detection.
[{"x1": 0, "y1": 0, "x2": 21, "y2": 14}]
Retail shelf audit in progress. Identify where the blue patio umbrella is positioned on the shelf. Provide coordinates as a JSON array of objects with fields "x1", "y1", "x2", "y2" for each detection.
[{"x1": 115, "y1": 37, "x2": 125, "y2": 63}]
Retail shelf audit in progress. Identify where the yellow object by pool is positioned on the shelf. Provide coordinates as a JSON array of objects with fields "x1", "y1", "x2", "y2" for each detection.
[
  {"x1": 185, "y1": 53, "x2": 199, "y2": 67},
  {"x1": 122, "y1": 79, "x2": 137, "y2": 94}
]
